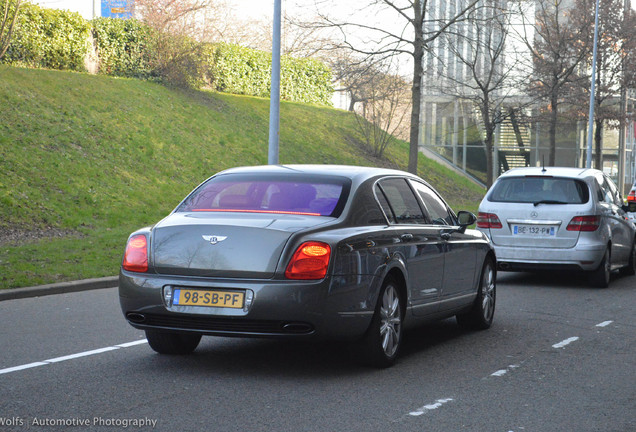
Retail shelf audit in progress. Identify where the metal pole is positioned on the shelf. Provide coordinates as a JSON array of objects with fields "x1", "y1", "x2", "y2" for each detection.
[
  {"x1": 268, "y1": 0, "x2": 282, "y2": 165},
  {"x1": 617, "y1": 0, "x2": 629, "y2": 194},
  {"x1": 585, "y1": 0, "x2": 600, "y2": 168}
]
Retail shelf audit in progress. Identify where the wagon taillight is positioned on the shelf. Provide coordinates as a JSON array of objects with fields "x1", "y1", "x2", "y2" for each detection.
[
  {"x1": 566, "y1": 216, "x2": 601, "y2": 232},
  {"x1": 477, "y1": 212, "x2": 502, "y2": 229}
]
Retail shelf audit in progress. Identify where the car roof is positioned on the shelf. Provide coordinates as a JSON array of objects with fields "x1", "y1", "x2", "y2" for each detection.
[
  {"x1": 214, "y1": 164, "x2": 417, "y2": 182},
  {"x1": 497, "y1": 166, "x2": 601, "y2": 180}
]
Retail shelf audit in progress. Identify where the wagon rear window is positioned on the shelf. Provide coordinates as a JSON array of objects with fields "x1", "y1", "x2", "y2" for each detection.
[
  {"x1": 488, "y1": 177, "x2": 589, "y2": 204},
  {"x1": 177, "y1": 173, "x2": 350, "y2": 217}
]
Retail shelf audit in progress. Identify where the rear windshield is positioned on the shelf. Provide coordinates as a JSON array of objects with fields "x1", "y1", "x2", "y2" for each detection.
[
  {"x1": 488, "y1": 176, "x2": 589, "y2": 204},
  {"x1": 177, "y1": 173, "x2": 351, "y2": 217}
]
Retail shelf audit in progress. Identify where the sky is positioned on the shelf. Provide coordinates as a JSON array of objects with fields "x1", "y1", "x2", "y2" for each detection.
[{"x1": 228, "y1": 0, "x2": 278, "y2": 19}]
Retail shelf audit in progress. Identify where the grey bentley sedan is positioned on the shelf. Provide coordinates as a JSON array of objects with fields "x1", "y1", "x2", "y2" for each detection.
[{"x1": 119, "y1": 165, "x2": 496, "y2": 367}]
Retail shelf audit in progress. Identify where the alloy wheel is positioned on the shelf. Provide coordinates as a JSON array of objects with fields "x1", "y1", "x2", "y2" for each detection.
[
  {"x1": 481, "y1": 263, "x2": 496, "y2": 322},
  {"x1": 379, "y1": 284, "x2": 402, "y2": 358}
]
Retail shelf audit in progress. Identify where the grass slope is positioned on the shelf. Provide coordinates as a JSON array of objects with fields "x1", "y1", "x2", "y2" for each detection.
[{"x1": 0, "y1": 65, "x2": 485, "y2": 289}]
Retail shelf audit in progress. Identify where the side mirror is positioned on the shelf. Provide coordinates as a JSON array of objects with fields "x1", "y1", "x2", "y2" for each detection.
[{"x1": 457, "y1": 211, "x2": 477, "y2": 230}]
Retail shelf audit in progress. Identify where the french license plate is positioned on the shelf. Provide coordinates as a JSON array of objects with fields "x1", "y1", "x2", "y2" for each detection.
[
  {"x1": 173, "y1": 288, "x2": 244, "y2": 308},
  {"x1": 512, "y1": 224, "x2": 556, "y2": 236}
]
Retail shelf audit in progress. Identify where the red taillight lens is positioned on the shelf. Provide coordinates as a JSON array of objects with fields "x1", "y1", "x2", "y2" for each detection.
[
  {"x1": 477, "y1": 212, "x2": 502, "y2": 229},
  {"x1": 627, "y1": 191, "x2": 636, "y2": 202},
  {"x1": 122, "y1": 234, "x2": 148, "y2": 272},
  {"x1": 566, "y1": 216, "x2": 601, "y2": 232},
  {"x1": 285, "y1": 242, "x2": 331, "y2": 280}
]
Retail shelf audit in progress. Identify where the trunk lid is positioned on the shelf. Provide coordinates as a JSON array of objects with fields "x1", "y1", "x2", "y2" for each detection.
[{"x1": 151, "y1": 212, "x2": 330, "y2": 278}]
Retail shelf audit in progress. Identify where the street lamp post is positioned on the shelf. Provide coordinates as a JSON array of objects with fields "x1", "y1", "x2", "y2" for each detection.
[
  {"x1": 585, "y1": 0, "x2": 600, "y2": 169},
  {"x1": 268, "y1": 0, "x2": 282, "y2": 165}
]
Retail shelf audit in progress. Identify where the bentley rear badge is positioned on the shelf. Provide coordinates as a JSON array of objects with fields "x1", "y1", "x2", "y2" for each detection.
[{"x1": 202, "y1": 235, "x2": 227, "y2": 245}]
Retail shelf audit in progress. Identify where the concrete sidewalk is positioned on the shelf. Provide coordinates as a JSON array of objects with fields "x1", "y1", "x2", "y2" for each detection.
[{"x1": 0, "y1": 276, "x2": 118, "y2": 301}]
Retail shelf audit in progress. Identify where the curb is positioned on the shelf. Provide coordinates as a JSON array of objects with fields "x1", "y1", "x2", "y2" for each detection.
[{"x1": 0, "y1": 276, "x2": 119, "y2": 301}]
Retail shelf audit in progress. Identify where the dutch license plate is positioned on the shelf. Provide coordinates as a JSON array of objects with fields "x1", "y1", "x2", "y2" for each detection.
[
  {"x1": 173, "y1": 288, "x2": 244, "y2": 308},
  {"x1": 512, "y1": 224, "x2": 556, "y2": 236}
]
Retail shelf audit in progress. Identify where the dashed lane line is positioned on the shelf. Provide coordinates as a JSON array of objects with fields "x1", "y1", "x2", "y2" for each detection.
[
  {"x1": 596, "y1": 320, "x2": 613, "y2": 328},
  {"x1": 407, "y1": 319, "x2": 617, "y2": 419},
  {"x1": 0, "y1": 339, "x2": 147, "y2": 376},
  {"x1": 552, "y1": 337, "x2": 580, "y2": 349},
  {"x1": 409, "y1": 398, "x2": 454, "y2": 416}
]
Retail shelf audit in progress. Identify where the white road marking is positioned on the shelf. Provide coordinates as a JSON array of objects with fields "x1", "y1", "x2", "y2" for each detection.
[
  {"x1": 491, "y1": 364, "x2": 520, "y2": 377},
  {"x1": 409, "y1": 398, "x2": 454, "y2": 416},
  {"x1": 552, "y1": 337, "x2": 579, "y2": 349},
  {"x1": 115, "y1": 340, "x2": 148, "y2": 348},
  {"x1": 0, "y1": 339, "x2": 147, "y2": 376},
  {"x1": 0, "y1": 362, "x2": 49, "y2": 374},
  {"x1": 45, "y1": 347, "x2": 120, "y2": 363},
  {"x1": 596, "y1": 321, "x2": 613, "y2": 328}
]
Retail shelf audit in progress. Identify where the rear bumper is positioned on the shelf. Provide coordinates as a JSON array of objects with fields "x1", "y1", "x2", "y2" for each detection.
[
  {"x1": 492, "y1": 243, "x2": 606, "y2": 272},
  {"x1": 118, "y1": 270, "x2": 377, "y2": 341}
]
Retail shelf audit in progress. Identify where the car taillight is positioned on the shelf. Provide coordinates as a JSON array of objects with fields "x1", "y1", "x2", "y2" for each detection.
[
  {"x1": 628, "y1": 191, "x2": 636, "y2": 202},
  {"x1": 566, "y1": 216, "x2": 601, "y2": 232},
  {"x1": 477, "y1": 212, "x2": 502, "y2": 229},
  {"x1": 122, "y1": 234, "x2": 148, "y2": 272},
  {"x1": 285, "y1": 242, "x2": 331, "y2": 280}
]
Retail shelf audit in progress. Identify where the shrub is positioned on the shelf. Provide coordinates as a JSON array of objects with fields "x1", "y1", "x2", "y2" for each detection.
[
  {"x1": 148, "y1": 32, "x2": 206, "y2": 88},
  {"x1": 281, "y1": 56, "x2": 333, "y2": 105},
  {"x1": 3, "y1": 2, "x2": 91, "y2": 71},
  {"x1": 208, "y1": 43, "x2": 333, "y2": 105},
  {"x1": 207, "y1": 43, "x2": 271, "y2": 97},
  {"x1": 92, "y1": 17, "x2": 152, "y2": 78}
]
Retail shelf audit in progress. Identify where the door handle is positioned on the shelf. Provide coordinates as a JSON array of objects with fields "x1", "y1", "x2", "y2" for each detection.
[{"x1": 400, "y1": 233, "x2": 414, "y2": 242}]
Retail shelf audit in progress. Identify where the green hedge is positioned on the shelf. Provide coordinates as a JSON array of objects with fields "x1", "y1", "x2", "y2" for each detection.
[
  {"x1": 4, "y1": 2, "x2": 91, "y2": 71},
  {"x1": 208, "y1": 43, "x2": 333, "y2": 105},
  {"x1": 92, "y1": 17, "x2": 152, "y2": 78},
  {"x1": 2, "y1": 4, "x2": 333, "y2": 105},
  {"x1": 280, "y1": 55, "x2": 333, "y2": 105}
]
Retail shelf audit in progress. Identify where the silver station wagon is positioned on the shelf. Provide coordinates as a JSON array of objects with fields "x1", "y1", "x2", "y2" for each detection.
[
  {"x1": 119, "y1": 165, "x2": 496, "y2": 367},
  {"x1": 477, "y1": 167, "x2": 636, "y2": 287}
]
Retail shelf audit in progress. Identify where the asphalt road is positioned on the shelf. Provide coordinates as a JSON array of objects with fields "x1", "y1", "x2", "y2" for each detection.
[{"x1": 1, "y1": 271, "x2": 634, "y2": 432}]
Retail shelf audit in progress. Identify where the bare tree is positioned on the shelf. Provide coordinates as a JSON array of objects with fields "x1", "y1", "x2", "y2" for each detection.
[
  {"x1": 438, "y1": 3, "x2": 529, "y2": 186},
  {"x1": 0, "y1": 0, "x2": 21, "y2": 60},
  {"x1": 129, "y1": 0, "x2": 229, "y2": 87},
  {"x1": 354, "y1": 65, "x2": 411, "y2": 157},
  {"x1": 133, "y1": 0, "x2": 215, "y2": 37},
  {"x1": 326, "y1": 52, "x2": 387, "y2": 111},
  {"x1": 511, "y1": 0, "x2": 593, "y2": 166},
  {"x1": 304, "y1": 0, "x2": 479, "y2": 174},
  {"x1": 570, "y1": 0, "x2": 636, "y2": 168}
]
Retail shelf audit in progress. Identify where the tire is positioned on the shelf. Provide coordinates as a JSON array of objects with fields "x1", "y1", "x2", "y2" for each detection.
[
  {"x1": 456, "y1": 258, "x2": 496, "y2": 330},
  {"x1": 619, "y1": 240, "x2": 635, "y2": 277},
  {"x1": 145, "y1": 330, "x2": 202, "y2": 355},
  {"x1": 590, "y1": 248, "x2": 611, "y2": 288},
  {"x1": 356, "y1": 278, "x2": 403, "y2": 368}
]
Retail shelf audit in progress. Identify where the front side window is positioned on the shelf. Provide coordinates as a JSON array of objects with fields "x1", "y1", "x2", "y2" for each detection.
[
  {"x1": 410, "y1": 180, "x2": 454, "y2": 225},
  {"x1": 178, "y1": 173, "x2": 350, "y2": 217},
  {"x1": 488, "y1": 176, "x2": 589, "y2": 204}
]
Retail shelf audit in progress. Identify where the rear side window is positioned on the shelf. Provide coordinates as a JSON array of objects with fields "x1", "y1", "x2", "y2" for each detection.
[
  {"x1": 488, "y1": 177, "x2": 589, "y2": 204},
  {"x1": 376, "y1": 178, "x2": 426, "y2": 224},
  {"x1": 178, "y1": 173, "x2": 350, "y2": 217}
]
